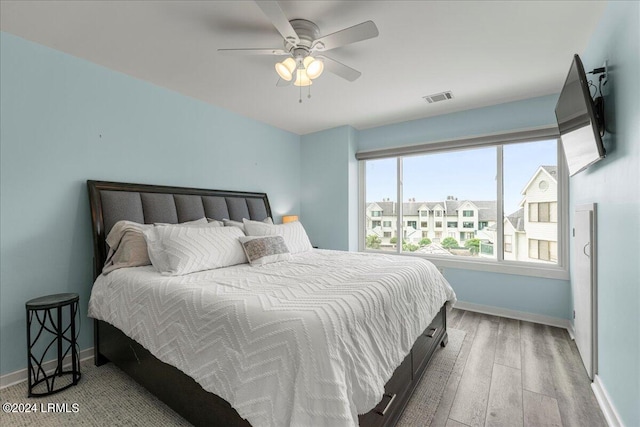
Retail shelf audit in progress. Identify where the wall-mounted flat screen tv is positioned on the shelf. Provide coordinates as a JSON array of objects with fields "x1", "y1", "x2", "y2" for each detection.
[{"x1": 555, "y1": 54, "x2": 605, "y2": 176}]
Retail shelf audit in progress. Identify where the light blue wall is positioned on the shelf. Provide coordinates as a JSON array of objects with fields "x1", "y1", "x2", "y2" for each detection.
[
  {"x1": 445, "y1": 268, "x2": 570, "y2": 319},
  {"x1": 300, "y1": 125, "x2": 358, "y2": 251},
  {"x1": 574, "y1": 2, "x2": 640, "y2": 425},
  {"x1": 357, "y1": 95, "x2": 571, "y2": 320},
  {"x1": 347, "y1": 126, "x2": 359, "y2": 252},
  {"x1": 0, "y1": 33, "x2": 301, "y2": 376}
]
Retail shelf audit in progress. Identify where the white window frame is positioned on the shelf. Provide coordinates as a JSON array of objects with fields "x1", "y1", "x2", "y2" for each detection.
[
  {"x1": 357, "y1": 125, "x2": 569, "y2": 280},
  {"x1": 504, "y1": 235, "x2": 513, "y2": 253}
]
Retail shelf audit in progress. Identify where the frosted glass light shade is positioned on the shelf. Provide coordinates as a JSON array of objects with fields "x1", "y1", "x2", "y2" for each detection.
[
  {"x1": 293, "y1": 69, "x2": 312, "y2": 87},
  {"x1": 304, "y1": 56, "x2": 324, "y2": 79},
  {"x1": 275, "y1": 58, "x2": 296, "y2": 81}
]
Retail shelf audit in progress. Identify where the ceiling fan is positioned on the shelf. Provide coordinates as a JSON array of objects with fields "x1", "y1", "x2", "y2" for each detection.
[{"x1": 218, "y1": 1, "x2": 379, "y2": 94}]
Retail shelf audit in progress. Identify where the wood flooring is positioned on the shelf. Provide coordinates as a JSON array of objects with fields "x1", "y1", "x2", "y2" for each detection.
[{"x1": 432, "y1": 309, "x2": 607, "y2": 427}]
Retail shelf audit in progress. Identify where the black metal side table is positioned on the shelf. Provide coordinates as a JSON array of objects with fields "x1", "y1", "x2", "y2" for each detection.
[{"x1": 26, "y1": 293, "x2": 81, "y2": 396}]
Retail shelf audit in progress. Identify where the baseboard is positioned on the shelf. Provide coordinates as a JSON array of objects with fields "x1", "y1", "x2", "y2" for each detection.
[
  {"x1": 0, "y1": 347, "x2": 94, "y2": 389},
  {"x1": 592, "y1": 375, "x2": 624, "y2": 427},
  {"x1": 454, "y1": 301, "x2": 571, "y2": 330},
  {"x1": 566, "y1": 322, "x2": 576, "y2": 340}
]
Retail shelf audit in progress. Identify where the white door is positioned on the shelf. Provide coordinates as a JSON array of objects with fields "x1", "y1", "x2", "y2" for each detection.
[{"x1": 574, "y1": 204, "x2": 597, "y2": 379}]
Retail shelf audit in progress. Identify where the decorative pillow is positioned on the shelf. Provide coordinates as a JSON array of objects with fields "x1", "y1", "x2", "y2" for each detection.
[
  {"x1": 103, "y1": 221, "x2": 153, "y2": 274},
  {"x1": 242, "y1": 219, "x2": 313, "y2": 254},
  {"x1": 223, "y1": 217, "x2": 273, "y2": 232},
  {"x1": 143, "y1": 225, "x2": 247, "y2": 275},
  {"x1": 103, "y1": 218, "x2": 210, "y2": 274},
  {"x1": 239, "y1": 236, "x2": 291, "y2": 266}
]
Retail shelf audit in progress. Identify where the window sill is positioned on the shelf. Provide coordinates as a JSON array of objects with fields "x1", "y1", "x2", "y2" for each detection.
[{"x1": 362, "y1": 250, "x2": 569, "y2": 280}]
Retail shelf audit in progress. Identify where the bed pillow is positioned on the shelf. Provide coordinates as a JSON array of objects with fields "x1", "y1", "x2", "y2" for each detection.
[
  {"x1": 143, "y1": 225, "x2": 247, "y2": 275},
  {"x1": 207, "y1": 218, "x2": 224, "y2": 226},
  {"x1": 103, "y1": 218, "x2": 210, "y2": 275},
  {"x1": 242, "y1": 219, "x2": 313, "y2": 254},
  {"x1": 239, "y1": 235, "x2": 291, "y2": 266},
  {"x1": 223, "y1": 217, "x2": 273, "y2": 232},
  {"x1": 103, "y1": 221, "x2": 153, "y2": 274}
]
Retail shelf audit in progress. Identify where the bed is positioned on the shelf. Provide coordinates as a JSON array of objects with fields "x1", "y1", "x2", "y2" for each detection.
[{"x1": 87, "y1": 180, "x2": 456, "y2": 427}]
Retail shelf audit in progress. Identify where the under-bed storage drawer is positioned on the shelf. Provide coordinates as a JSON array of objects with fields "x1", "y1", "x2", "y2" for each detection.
[
  {"x1": 359, "y1": 353, "x2": 412, "y2": 427},
  {"x1": 412, "y1": 308, "x2": 445, "y2": 377}
]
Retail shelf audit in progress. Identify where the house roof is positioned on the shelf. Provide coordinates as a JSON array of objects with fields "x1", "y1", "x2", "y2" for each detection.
[
  {"x1": 505, "y1": 208, "x2": 525, "y2": 232},
  {"x1": 542, "y1": 165, "x2": 558, "y2": 177},
  {"x1": 520, "y1": 165, "x2": 558, "y2": 194},
  {"x1": 475, "y1": 201, "x2": 498, "y2": 222}
]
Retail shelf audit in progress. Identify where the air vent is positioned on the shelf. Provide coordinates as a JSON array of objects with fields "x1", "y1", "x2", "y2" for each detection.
[{"x1": 423, "y1": 91, "x2": 454, "y2": 104}]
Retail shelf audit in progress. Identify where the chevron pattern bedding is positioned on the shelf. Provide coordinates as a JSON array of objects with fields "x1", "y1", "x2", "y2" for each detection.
[{"x1": 88, "y1": 249, "x2": 456, "y2": 427}]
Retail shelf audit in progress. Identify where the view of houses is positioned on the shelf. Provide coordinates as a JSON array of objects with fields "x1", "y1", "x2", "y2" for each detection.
[{"x1": 365, "y1": 166, "x2": 558, "y2": 264}]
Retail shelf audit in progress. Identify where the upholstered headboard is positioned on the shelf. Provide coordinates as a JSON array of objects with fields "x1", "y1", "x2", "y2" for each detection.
[{"x1": 87, "y1": 180, "x2": 272, "y2": 278}]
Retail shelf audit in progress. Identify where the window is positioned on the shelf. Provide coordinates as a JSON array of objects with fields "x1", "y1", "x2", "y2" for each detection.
[
  {"x1": 504, "y1": 235, "x2": 513, "y2": 253},
  {"x1": 364, "y1": 158, "x2": 396, "y2": 252},
  {"x1": 460, "y1": 232, "x2": 474, "y2": 241},
  {"x1": 383, "y1": 221, "x2": 392, "y2": 227},
  {"x1": 383, "y1": 232, "x2": 392, "y2": 238},
  {"x1": 528, "y1": 202, "x2": 557, "y2": 223},
  {"x1": 372, "y1": 221, "x2": 381, "y2": 228},
  {"x1": 360, "y1": 130, "x2": 565, "y2": 275},
  {"x1": 504, "y1": 139, "x2": 559, "y2": 264},
  {"x1": 529, "y1": 239, "x2": 557, "y2": 262}
]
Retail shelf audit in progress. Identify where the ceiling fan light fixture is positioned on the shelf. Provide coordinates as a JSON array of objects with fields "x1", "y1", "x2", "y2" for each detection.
[
  {"x1": 293, "y1": 69, "x2": 312, "y2": 87},
  {"x1": 304, "y1": 56, "x2": 324, "y2": 79},
  {"x1": 275, "y1": 57, "x2": 296, "y2": 81}
]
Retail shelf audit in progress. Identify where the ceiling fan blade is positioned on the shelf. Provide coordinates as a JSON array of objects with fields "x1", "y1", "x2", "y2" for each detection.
[
  {"x1": 317, "y1": 55, "x2": 362, "y2": 82},
  {"x1": 217, "y1": 48, "x2": 288, "y2": 56},
  {"x1": 276, "y1": 77, "x2": 292, "y2": 87},
  {"x1": 255, "y1": 1, "x2": 300, "y2": 45},
  {"x1": 313, "y1": 21, "x2": 378, "y2": 51}
]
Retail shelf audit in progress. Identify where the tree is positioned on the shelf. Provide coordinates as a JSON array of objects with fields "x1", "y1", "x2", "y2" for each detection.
[
  {"x1": 464, "y1": 238, "x2": 481, "y2": 255},
  {"x1": 419, "y1": 237, "x2": 432, "y2": 247},
  {"x1": 366, "y1": 234, "x2": 381, "y2": 249},
  {"x1": 441, "y1": 237, "x2": 459, "y2": 249},
  {"x1": 403, "y1": 242, "x2": 420, "y2": 252},
  {"x1": 389, "y1": 236, "x2": 398, "y2": 244}
]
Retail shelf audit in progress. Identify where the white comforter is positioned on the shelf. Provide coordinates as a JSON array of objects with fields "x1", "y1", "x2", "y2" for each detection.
[{"x1": 88, "y1": 249, "x2": 456, "y2": 427}]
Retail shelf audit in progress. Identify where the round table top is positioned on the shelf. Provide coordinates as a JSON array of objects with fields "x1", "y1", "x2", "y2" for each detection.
[{"x1": 26, "y1": 293, "x2": 79, "y2": 309}]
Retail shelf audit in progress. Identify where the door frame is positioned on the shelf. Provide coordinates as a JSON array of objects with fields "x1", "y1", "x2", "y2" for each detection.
[{"x1": 574, "y1": 203, "x2": 598, "y2": 379}]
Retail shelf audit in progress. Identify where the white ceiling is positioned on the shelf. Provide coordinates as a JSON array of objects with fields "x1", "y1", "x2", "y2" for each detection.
[{"x1": 0, "y1": 1, "x2": 607, "y2": 135}]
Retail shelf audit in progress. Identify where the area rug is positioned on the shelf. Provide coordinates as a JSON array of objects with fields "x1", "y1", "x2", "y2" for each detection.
[
  {"x1": 397, "y1": 328, "x2": 464, "y2": 427},
  {"x1": 1, "y1": 328, "x2": 464, "y2": 426}
]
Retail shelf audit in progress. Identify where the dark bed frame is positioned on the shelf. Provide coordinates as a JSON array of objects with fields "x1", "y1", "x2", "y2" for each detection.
[{"x1": 87, "y1": 180, "x2": 448, "y2": 427}]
